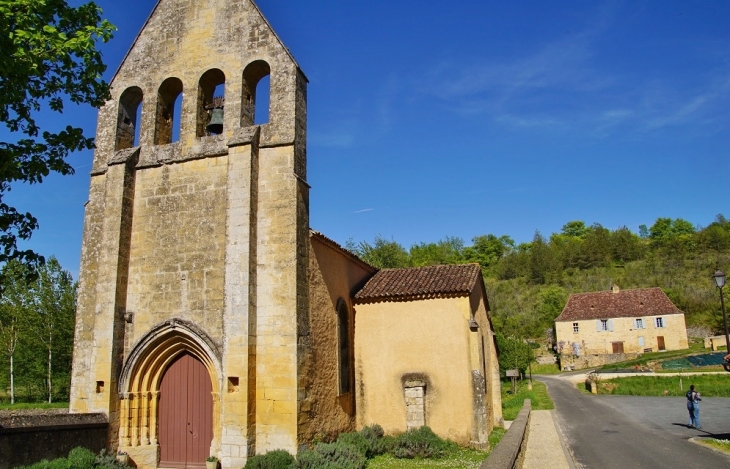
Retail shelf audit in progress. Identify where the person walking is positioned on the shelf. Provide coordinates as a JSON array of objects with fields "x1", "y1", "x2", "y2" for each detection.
[{"x1": 686, "y1": 384, "x2": 701, "y2": 429}]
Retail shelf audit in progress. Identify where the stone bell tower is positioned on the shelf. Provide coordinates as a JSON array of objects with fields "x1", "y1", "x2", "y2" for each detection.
[{"x1": 69, "y1": 0, "x2": 309, "y2": 467}]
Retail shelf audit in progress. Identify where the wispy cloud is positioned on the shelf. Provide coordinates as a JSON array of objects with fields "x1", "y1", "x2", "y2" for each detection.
[
  {"x1": 353, "y1": 208, "x2": 374, "y2": 214},
  {"x1": 410, "y1": 3, "x2": 729, "y2": 139}
]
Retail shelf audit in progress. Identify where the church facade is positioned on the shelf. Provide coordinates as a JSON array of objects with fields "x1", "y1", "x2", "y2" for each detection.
[{"x1": 69, "y1": 1, "x2": 501, "y2": 468}]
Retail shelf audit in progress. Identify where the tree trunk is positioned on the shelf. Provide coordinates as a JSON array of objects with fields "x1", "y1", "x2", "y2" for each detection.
[
  {"x1": 9, "y1": 352, "x2": 14, "y2": 405},
  {"x1": 47, "y1": 333, "x2": 52, "y2": 403}
]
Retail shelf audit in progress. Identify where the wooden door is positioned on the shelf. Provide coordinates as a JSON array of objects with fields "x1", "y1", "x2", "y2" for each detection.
[
  {"x1": 657, "y1": 336, "x2": 666, "y2": 351},
  {"x1": 159, "y1": 353, "x2": 213, "y2": 469},
  {"x1": 612, "y1": 342, "x2": 624, "y2": 354}
]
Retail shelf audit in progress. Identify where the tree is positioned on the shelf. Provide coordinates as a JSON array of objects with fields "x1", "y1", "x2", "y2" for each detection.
[
  {"x1": 0, "y1": 0, "x2": 114, "y2": 266},
  {"x1": 529, "y1": 231, "x2": 561, "y2": 284},
  {"x1": 462, "y1": 234, "x2": 514, "y2": 272},
  {"x1": 346, "y1": 235, "x2": 411, "y2": 269},
  {"x1": 560, "y1": 220, "x2": 590, "y2": 239},
  {"x1": 0, "y1": 261, "x2": 32, "y2": 403},
  {"x1": 23, "y1": 257, "x2": 76, "y2": 402},
  {"x1": 410, "y1": 236, "x2": 464, "y2": 267}
]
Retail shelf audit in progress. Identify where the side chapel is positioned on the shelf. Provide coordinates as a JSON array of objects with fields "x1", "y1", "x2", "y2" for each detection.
[{"x1": 69, "y1": 1, "x2": 502, "y2": 467}]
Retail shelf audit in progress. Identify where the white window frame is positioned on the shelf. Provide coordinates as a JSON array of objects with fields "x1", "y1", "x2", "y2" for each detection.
[
  {"x1": 635, "y1": 318, "x2": 645, "y2": 329},
  {"x1": 655, "y1": 317, "x2": 665, "y2": 328},
  {"x1": 600, "y1": 319, "x2": 608, "y2": 331},
  {"x1": 573, "y1": 322, "x2": 579, "y2": 333}
]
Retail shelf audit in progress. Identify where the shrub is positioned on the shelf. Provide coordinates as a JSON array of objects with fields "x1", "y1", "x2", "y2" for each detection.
[
  {"x1": 335, "y1": 432, "x2": 370, "y2": 457},
  {"x1": 95, "y1": 449, "x2": 132, "y2": 469},
  {"x1": 18, "y1": 448, "x2": 133, "y2": 469},
  {"x1": 391, "y1": 426, "x2": 454, "y2": 459},
  {"x1": 68, "y1": 448, "x2": 96, "y2": 468},
  {"x1": 245, "y1": 449, "x2": 296, "y2": 469},
  {"x1": 296, "y1": 442, "x2": 366, "y2": 469},
  {"x1": 359, "y1": 424, "x2": 392, "y2": 456}
]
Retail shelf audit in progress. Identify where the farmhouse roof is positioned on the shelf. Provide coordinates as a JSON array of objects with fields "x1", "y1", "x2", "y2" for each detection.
[
  {"x1": 555, "y1": 287, "x2": 684, "y2": 322},
  {"x1": 354, "y1": 263, "x2": 481, "y2": 303}
]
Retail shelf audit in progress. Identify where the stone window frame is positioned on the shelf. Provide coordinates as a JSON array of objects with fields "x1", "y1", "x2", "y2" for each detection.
[
  {"x1": 154, "y1": 77, "x2": 184, "y2": 145},
  {"x1": 196, "y1": 68, "x2": 226, "y2": 137},
  {"x1": 336, "y1": 298, "x2": 351, "y2": 395},
  {"x1": 572, "y1": 322, "x2": 579, "y2": 333},
  {"x1": 241, "y1": 60, "x2": 271, "y2": 127},
  {"x1": 115, "y1": 86, "x2": 144, "y2": 151}
]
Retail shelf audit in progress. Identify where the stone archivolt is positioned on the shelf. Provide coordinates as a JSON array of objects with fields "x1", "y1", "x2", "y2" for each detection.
[{"x1": 118, "y1": 319, "x2": 222, "y2": 449}]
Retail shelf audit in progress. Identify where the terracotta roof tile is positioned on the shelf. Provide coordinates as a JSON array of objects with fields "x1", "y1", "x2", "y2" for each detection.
[
  {"x1": 555, "y1": 287, "x2": 684, "y2": 322},
  {"x1": 354, "y1": 264, "x2": 481, "y2": 303}
]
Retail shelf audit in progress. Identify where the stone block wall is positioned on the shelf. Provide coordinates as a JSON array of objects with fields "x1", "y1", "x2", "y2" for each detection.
[{"x1": 70, "y1": 0, "x2": 309, "y2": 467}]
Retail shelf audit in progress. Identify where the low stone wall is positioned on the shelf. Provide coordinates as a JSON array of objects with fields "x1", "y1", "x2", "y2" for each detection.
[
  {"x1": 0, "y1": 409, "x2": 108, "y2": 469},
  {"x1": 479, "y1": 399, "x2": 531, "y2": 469},
  {"x1": 560, "y1": 352, "x2": 639, "y2": 370}
]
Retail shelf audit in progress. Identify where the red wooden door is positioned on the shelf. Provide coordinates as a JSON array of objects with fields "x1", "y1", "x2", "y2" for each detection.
[{"x1": 159, "y1": 353, "x2": 213, "y2": 468}]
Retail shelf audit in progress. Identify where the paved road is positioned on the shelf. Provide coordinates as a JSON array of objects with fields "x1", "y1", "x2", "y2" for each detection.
[{"x1": 538, "y1": 375, "x2": 730, "y2": 469}]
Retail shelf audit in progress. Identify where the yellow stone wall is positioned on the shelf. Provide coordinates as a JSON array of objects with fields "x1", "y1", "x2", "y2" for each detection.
[
  {"x1": 70, "y1": 1, "x2": 308, "y2": 467},
  {"x1": 555, "y1": 313, "x2": 689, "y2": 355},
  {"x1": 126, "y1": 157, "x2": 228, "y2": 342},
  {"x1": 303, "y1": 236, "x2": 376, "y2": 441},
  {"x1": 354, "y1": 295, "x2": 499, "y2": 447}
]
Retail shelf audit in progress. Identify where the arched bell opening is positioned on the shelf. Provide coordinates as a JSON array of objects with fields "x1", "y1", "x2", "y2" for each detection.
[
  {"x1": 118, "y1": 319, "x2": 222, "y2": 467},
  {"x1": 241, "y1": 60, "x2": 271, "y2": 127},
  {"x1": 197, "y1": 69, "x2": 226, "y2": 137},
  {"x1": 154, "y1": 77, "x2": 183, "y2": 145},
  {"x1": 116, "y1": 86, "x2": 144, "y2": 150}
]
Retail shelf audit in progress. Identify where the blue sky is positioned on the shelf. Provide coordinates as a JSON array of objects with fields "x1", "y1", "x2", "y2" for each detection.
[{"x1": 7, "y1": 0, "x2": 730, "y2": 278}]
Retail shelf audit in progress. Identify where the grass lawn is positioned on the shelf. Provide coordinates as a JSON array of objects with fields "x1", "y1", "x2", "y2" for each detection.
[
  {"x1": 531, "y1": 363, "x2": 561, "y2": 375},
  {"x1": 695, "y1": 438, "x2": 730, "y2": 455},
  {"x1": 595, "y1": 374, "x2": 730, "y2": 397},
  {"x1": 501, "y1": 379, "x2": 553, "y2": 421},
  {"x1": 367, "y1": 428, "x2": 505, "y2": 469},
  {"x1": 0, "y1": 402, "x2": 68, "y2": 410}
]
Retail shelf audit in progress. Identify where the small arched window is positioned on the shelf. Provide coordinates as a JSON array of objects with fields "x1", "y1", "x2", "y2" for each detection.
[
  {"x1": 197, "y1": 69, "x2": 226, "y2": 137},
  {"x1": 115, "y1": 86, "x2": 143, "y2": 150},
  {"x1": 241, "y1": 60, "x2": 271, "y2": 126},
  {"x1": 154, "y1": 77, "x2": 183, "y2": 145},
  {"x1": 337, "y1": 299, "x2": 351, "y2": 394}
]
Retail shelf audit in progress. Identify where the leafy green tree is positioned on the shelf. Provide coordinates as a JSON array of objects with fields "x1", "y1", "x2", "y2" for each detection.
[
  {"x1": 638, "y1": 224, "x2": 649, "y2": 239},
  {"x1": 462, "y1": 234, "x2": 514, "y2": 272},
  {"x1": 537, "y1": 285, "x2": 567, "y2": 326},
  {"x1": 0, "y1": 0, "x2": 114, "y2": 266},
  {"x1": 23, "y1": 257, "x2": 76, "y2": 402},
  {"x1": 529, "y1": 231, "x2": 561, "y2": 284},
  {"x1": 610, "y1": 226, "x2": 645, "y2": 263},
  {"x1": 410, "y1": 236, "x2": 464, "y2": 267},
  {"x1": 346, "y1": 235, "x2": 411, "y2": 269},
  {"x1": 0, "y1": 260, "x2": 32, "y2": 403},
  {"x1": 560, "y1": 220, "x2": 590, "y2": 239},
  {"x1": 495, "y1": 333, "x2": 531, "y2": 375}
]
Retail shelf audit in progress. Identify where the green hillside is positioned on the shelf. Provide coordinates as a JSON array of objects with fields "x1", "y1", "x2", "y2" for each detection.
[{"x1": 348, "y1": 215, "x2": 730, "y2": 340}]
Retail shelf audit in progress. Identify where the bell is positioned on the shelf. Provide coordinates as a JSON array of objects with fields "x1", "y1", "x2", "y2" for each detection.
[{"x1": 206, "y1": 108, "x2": 224, "y2": 135}]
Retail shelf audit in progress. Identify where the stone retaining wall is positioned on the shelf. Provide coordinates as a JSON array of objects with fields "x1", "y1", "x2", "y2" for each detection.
[
  {"x1": 479, "y1": 399, "x2": 531, "y2": 469},
  {"x1": 0, "y1": 410, "x2": 108, "y2": 469}
]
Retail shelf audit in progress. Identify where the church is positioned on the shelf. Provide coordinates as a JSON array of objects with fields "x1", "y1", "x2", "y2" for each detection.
[{"x1": 68, "y1": 1, "x2": 502, "y2": 467}]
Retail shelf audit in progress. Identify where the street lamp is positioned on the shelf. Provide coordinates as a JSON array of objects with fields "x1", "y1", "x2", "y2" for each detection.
[{"x1": 712, "y1": 268, "x2": 728, "y2": 353}]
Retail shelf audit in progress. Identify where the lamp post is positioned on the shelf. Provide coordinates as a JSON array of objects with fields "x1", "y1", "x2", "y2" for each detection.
[{"x1": 712, "y1": 269, "x2": 728, "y2": 352}]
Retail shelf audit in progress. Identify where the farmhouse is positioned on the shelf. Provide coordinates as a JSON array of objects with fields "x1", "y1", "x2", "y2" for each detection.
[
  {"x1": 555, "y1": 285, "x2": 689, "y2": 357},
  {"x1": 68, "y1": 1, "x2": 501, "y2": 468}
]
